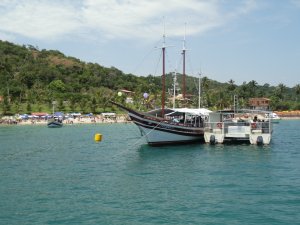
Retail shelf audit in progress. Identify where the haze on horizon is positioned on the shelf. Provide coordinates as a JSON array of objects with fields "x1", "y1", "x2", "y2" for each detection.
[{"x1": 0, "y1": 0, "x2": 299, "y2": 88}]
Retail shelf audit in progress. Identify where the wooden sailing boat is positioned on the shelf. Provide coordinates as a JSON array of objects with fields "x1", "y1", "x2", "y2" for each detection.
[{"x1": 111, "y1": 31, "x2": 209, "y2": 145}]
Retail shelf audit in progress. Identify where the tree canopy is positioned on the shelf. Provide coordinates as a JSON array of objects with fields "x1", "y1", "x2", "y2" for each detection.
[{"x1": 0, "y1": 40, "x2": 299, "y2": 115}]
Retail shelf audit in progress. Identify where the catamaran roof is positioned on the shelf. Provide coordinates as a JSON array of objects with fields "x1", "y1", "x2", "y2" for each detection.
[
  {"x1": 166, "y1": 108, "x2": 212, "y2": 116},
  {"x1": 146, "y1": 107, "x2": 211, "y2": 117}
]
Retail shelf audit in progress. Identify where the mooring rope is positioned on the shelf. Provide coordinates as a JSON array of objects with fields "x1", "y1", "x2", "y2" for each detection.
[{"x1": 128, "y1": 120, "x2": 163, "y2": 149}]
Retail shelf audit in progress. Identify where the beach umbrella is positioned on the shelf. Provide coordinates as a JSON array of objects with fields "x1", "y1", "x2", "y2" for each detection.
[{"x1": 54, "y1": 112, "x2": 64, "y2": 118}]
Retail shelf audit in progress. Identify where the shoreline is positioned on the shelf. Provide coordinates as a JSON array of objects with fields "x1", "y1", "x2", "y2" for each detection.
[
  {"x1": 17, "y1": 119, "x2": 132, "y2": 126},
  {"x1": 1, "y1": 115, "x2": 299, "y2": 126},
  {"x1": 279, "y1": 117, "x2": 300, "y2": 120},
  {"x1": 0, "y1": 115, "x2": 133, "y2": 126}
]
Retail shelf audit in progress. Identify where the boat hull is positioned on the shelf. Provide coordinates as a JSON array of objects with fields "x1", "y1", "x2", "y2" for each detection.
[
  {"x1": 129, "y1": 112, "x2": 204, "y2": 146},
  {"x1": 137, "y1": 125, "x2": 203, "y2": 145},
  {"x1": 47, "y1": 121, "x2": 63, "y2": 128},
  {"x1": 204, "y1": 128, "x2": 272, "y2": 145},
  {"x1": 110, "y1": 101, "x2": 204, "y2": 145}
]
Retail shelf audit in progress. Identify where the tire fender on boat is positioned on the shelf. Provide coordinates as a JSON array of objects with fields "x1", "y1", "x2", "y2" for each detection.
[
  {"x1": 210, "y1": 135, "x2": 216, "y2": 145},
  {"x1": 257, "y1": 136, "x2": 263, "y2": 145}
]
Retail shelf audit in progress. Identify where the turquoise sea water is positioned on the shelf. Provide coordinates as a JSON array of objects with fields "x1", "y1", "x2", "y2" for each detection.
[{"x1": 0, "y1": 121, "x2": 300, "y2": 225}]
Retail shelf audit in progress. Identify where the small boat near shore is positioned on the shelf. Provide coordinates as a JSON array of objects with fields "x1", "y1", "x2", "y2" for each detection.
[
  {"x1": 265, "y1": 112, "x2": 281, "y2": 123},
  {"x1": 47, "y1": 119, "x2": 63, "y2": 128},
  {"x1": 47, "y1": 101, "x2": 63, "y2": 128},
  {"x1": 204, "y1": 109, "x2": 272, "y2": 145}
]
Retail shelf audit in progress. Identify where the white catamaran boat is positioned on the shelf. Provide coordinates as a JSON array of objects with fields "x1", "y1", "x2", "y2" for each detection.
[
  {"x1": 111, "y1": 32, "x2": 210, "y2": 145},
  {"x1": 204, "y1": 109, "x2": 272, "y2": 145}
]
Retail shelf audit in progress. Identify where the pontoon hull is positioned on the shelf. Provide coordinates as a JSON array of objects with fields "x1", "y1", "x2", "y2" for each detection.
[{"x1": 204, "y1": 123, "x2": 272, "y2": 145}]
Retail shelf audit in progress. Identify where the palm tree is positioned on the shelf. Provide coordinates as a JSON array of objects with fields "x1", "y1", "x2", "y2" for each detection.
[
  {"x1": 274, "y1": 83, "x2": 286, "y2": 101},
  {"x1": 247, "y1": 80, "x2": 258, "y2": 96},
  {"x1": 237, "y1": 82, "x2": 248, "y2": 99},
  {"x1": 201, "y1": 76, "x2": 210, "y2": 107},
  {"x1": 227, "y1": 79, "x2": 236, "y2": 92}
]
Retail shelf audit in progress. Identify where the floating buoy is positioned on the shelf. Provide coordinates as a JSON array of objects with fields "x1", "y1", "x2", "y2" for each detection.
[{"x1": 94, "y1": 133, "x2": 102, "y2": 142}]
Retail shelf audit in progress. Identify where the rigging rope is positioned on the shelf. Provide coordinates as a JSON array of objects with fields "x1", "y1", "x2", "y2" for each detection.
[
  {"x1": 154, "y1": 51, "x2": 162, "y2": 77},
  {"x1": 129, "y1": 120, "x2": 163, "y2": 148},
  {"x1": 132, "y1": 47, "x2": 156, "y2": 75}
]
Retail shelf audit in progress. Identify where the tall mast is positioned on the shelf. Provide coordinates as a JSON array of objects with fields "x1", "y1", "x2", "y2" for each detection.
[
  {"x1": 161, "y1": 21, "x2": 166, "y2": 118},
  {"x1": 182, "y1": 23, "x2": 186, "y2": 100},
  {"x1": 173, "y1": 70, "x2": 177, "y2": 109}
]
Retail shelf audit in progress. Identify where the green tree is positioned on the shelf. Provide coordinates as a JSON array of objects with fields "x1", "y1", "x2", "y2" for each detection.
[
  {"x1": 48, "y1": 80, "x2": 66, "y2": 93},
  {"x1": 227, "y1": 79, "x2": 236, "y2": 92},
  {"x1": 26, "y1": 102, "x2": 32, "y2": 114},
  {"x1": 1, "y1": 95, "x2": 11, "y2": 115},
  {"x1": 79, "y1": 98, "x2": 88, "y2": 113},
  {"x1": 294, "y1": 84, "x2": 300, "y2": 101},
  {"x1": 57, "y1": 99, "x2": 65, "y2": 112},
  {"x1": 201, "y1": 76, "x2": 210, "y2": 107},
  {"x1": 1, "y1": 40, "x2": 299, "y2": 113},
  {"x1": 13, "y1": 101, "x2": 22, "y2": 114},
  {"x1": 91, "y1": 97, "x2": 97, "y2": 114},
  {"x1": 247, "y1": 80, "x2": 258, "y2": 96},
  {"x1": 274, "y1": 83, "x2": 286, "y2": 101}
]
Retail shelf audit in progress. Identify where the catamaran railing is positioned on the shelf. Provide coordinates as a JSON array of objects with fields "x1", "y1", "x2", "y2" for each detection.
[{"x1": 204, "y1": 121, "x2": 272, "y2": 135}]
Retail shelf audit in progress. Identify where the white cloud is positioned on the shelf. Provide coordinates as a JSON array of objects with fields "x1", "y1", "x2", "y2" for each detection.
[
  {"x1": 0, "y1": 0, "x2": 80, "y2": 39},
  {"x1": 82, "y1": 0, "x2": 258, "y2": 40},
  {"x1": 0, "y1": 0, "x2": 258, "y2": 41}
]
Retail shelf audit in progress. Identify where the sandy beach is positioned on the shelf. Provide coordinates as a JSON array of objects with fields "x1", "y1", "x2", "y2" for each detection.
[
  {"x1": 0, "y1": 114, "x2": 132, "y2": 126},
  {"x1": 1, "y1": 113, "x2": 299, "y2": 126}
]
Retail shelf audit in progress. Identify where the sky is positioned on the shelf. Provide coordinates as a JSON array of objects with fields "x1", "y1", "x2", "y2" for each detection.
[{"x1": 0, "y1": 0, "x2": 299, "y2": 87}]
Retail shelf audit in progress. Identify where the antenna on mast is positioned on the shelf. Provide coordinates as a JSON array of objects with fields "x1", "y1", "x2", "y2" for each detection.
[
  {"x1": 161, "y1": 16, "x2": 166, "y2": 117},
  {"x1": 182, "y1": 22, "x2": 187, "y2": 101},
  {"x1": 163, "y1": 17, "x2": 166, "y2": 47}
]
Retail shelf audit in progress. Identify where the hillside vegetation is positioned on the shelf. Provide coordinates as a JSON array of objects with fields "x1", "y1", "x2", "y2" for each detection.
[{"x1": 0, "y1": 40, "x2": 299, "y2": 115}]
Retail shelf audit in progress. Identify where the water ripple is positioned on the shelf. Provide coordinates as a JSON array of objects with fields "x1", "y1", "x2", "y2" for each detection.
[{"x1": 1, "y1": 121, "x2": 300, "y2": 224}]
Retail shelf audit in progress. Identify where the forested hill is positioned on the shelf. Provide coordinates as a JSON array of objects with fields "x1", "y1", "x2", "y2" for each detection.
[{"x1": 0, "y1": 40, "x2": 299, "y2": 115}]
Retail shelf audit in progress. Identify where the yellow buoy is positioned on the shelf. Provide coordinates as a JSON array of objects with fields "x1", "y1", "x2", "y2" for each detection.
[{"x1": 94, "y1": 133, "x2": 102, "y2": 142}]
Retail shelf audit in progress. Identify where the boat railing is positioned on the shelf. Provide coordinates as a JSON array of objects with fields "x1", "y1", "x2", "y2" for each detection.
[
  {"x1": 205, "y1": 121, "x2": 272, "y2": 134},
  {"x1": 142, "y1": 114, "x2": 204, "y2": 128}
]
